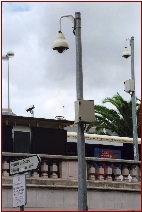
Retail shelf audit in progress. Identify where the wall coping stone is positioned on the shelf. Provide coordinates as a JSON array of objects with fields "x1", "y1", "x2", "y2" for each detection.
[
  {"x1": 2, "y1": 177, "x2": 140, "y2": 192},
  {"x1": 2, "y1": 152, "x2": 141, "y2": 164}
]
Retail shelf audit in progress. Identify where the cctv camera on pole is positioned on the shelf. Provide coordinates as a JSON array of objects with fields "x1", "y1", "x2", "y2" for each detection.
[{"x1": 26, "y1": 105, "x2": 35, "y2": 117}]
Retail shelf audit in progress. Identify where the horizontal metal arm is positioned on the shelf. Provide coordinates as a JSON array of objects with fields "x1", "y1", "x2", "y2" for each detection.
[{"x1": 60, "y1": 15, "x2": 76, "y2": 34}]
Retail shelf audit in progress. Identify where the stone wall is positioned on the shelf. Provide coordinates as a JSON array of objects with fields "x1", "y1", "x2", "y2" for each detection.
[
  {"x1": 2, "y1": 153, "x2": 141, "y2": 210},
  {"x1": 2, "y1": 177, "x2": 140, "y2": 210}
]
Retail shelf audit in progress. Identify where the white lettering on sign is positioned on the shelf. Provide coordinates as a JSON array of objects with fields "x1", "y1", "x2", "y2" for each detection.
[
  {"x1": 100, "y1": 150, "x2": 112, "y2": 158},
  {"x1": 13, "y1": 174, "x2": 27, "y2": 208}
]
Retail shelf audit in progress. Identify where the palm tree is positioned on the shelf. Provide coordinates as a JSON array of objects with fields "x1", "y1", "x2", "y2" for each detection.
[{"x1": 86, "y1": 93, "x2": 141, "y2": 138}]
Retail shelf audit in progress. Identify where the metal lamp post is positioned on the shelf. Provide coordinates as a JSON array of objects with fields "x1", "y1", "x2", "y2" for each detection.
[
  {"x1": 52, "y1": 12, "x2": 87, "y2": 210},
  {"x1": 122, "y1": 37, "x2": 139, "y2": 162},
  {"x1": 2, "y1": 51, "x2": 15, "y2": 114},
  {"x1": 75, "y1": 13, "x2": 87, "y2": 210}
]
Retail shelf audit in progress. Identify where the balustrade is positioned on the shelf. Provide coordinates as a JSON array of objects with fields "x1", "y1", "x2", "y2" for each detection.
[{"x1": 2, "y1": 153, "x2": 141, "y2": 183}]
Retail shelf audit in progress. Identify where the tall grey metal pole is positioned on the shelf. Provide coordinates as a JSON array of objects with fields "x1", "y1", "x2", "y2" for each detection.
[
  {"x1": 75, "y1": 12, "x2": 87, "y2": 210},
  {"x1": 130, "y1": 36, "x2": 139, "y2": 162},
  {"x1": 8, "y1": 59, "x2": 10, "y2": 114}
]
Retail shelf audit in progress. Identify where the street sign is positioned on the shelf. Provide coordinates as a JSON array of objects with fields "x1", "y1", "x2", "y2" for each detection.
[
  {"x1": 13, "y1": 174, "x2": 27, "y2": 207},
  {"x1": 10, "y1": 155, "x2": 41, "y2": 175}
]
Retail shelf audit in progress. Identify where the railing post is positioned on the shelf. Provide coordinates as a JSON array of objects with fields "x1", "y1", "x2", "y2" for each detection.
[
  {"x1": 88, "y1": 165, "x2": 95, "y2": 180},
  {"x1": 97, "y1": 162, "x2": 104, "y2": 181},
  {"x1": 105, "y1": 162, "x2": 112, "y2": 181},
  {"x1": 122, "y1": 164, "x2": 129, "y2": 182},
  {"x1": 32, "y1": 170, "x2": 39, "y2": 178},
  {"x1": 114, "y1": 164, "x2": 121, "y2": 181},
  {"x1": 41, "y1": 160, "x2": 48, "y2": 178},
  {"x1": 50, "y1": 162, "x2": 58, "y2": 178},
  {"x1": 2, "y1": 160, "x2": 9, "y2": 177},
  {"x1": 130, "y1": 165, "x2": 138, "y2": 183},
  {"x1": 25, "y1": 172, "x2": 30, "y2": 178}
]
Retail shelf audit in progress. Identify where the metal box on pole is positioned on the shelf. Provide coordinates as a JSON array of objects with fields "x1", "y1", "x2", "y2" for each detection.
[
  {"x1": 74, "y1": 100, "x2": 94, "y2": 124},
  {"x1": 124, "y1": 79, "x2": 134, "y2": 93}
]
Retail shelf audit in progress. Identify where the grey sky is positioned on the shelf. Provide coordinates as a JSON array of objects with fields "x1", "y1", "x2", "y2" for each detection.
[{"x1": 2, "y1": 2, "x2": 141, "y2": 120}]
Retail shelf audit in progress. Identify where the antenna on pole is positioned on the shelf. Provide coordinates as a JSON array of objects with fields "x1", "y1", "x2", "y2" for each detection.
[{"x1": 63, "y1": 105, "x2": 65, "y2": 118}]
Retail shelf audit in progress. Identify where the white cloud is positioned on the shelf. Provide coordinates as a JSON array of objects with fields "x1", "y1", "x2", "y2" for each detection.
[{"x1": 2, "y1": 2, "x2": 141, "y2": 120}]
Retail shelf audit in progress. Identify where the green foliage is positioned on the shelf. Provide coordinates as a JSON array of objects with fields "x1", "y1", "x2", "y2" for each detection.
[{"x1": 86, "y1": 93, "x2": 141, "y2": 138}]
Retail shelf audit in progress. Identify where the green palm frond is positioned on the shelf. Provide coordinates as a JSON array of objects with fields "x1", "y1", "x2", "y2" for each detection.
[{"x1": 86, "y1": 93, "x2": 141, "y2": 137}]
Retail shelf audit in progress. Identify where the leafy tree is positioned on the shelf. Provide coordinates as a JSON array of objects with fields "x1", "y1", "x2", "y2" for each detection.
[{"x1": 86, "y1": 93, "x2": 141, "y2": 138}]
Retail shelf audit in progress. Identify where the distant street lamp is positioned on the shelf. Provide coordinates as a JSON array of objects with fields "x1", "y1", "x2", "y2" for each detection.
[
  {"x1": 122, "y1": 37, "x2": 139, "y2": 163},
  {"x1": 52, "y1": 12, "x2": 87, "y2": 210},
  {"x1": 2, "y1": 51, "x2": 15, "y2": 114}
]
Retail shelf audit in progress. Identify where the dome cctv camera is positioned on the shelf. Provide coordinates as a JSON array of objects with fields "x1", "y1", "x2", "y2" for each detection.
[
  {"x1": 7, "y1": 51, "x2": 15, "y2": 58},
  {"x1": 52, "y1": 31, "x2": 69, "y2": 53},
  {"x1": 53, "y1": 46, "x2": 68, "y2": 54},
  {"x1": 123, "y1": 55, "x2": 130, "y2": 59},
  {"x1": 122, "y1": 47, "x2": 131, "y2": 59}
]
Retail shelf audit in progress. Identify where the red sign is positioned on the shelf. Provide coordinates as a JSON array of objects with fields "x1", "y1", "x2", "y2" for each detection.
[{"x1": 100, "y1": 150, "x2": 112, "y2": 158}]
